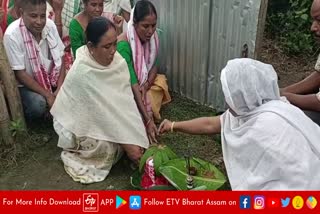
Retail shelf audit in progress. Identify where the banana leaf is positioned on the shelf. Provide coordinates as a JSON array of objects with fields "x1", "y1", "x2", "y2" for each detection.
[
  {"x1": 130, "y1": 170, "x2": 177, "y2": 190},
  {"x1": 158, "y1": 157, "x2": 226, "y2": 190}
]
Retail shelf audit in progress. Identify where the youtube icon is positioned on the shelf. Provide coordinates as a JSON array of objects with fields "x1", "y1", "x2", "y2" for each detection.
[{"x1": 267, "y1": 198, "x2": 280, "y2": 208}]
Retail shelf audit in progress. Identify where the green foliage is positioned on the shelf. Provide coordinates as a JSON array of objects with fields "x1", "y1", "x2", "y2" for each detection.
[
  {"x1": 9, "y1": 119, "x2": 26, "y2": 137},
  {"x1": 267, "y1": 0, "x2": 315, "y2": 55}
]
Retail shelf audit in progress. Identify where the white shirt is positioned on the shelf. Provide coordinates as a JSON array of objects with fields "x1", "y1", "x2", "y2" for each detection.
[
  {"x1": 3, "y1": 18, "x2": 65, "y2": 86},
  {"x1": 315, "y1": 54, "x2": 320, "y2": 72},
  {"x1": 313, "y1": 54, "x2": 320, "y2": 99}
]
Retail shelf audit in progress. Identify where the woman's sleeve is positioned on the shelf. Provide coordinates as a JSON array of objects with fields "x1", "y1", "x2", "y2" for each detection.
[
  {"x1": 69, "y1": 19, "x2": 85, "y2": 58},
  {"x1": 117, "y1": 42, "x2": 138, "y2": 85}
]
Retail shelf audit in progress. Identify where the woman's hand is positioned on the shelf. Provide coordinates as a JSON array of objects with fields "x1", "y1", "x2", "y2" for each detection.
[
  {"x1": 139, "y1": 85, "x2": 147, "y2": 104},
  {"x1": 51, "y1": 0, "x2": 65, "y2": 13},
  {"x1": 46, "y1": 94, "x2": 56, "y2": 108},
  {"x1": 113, "y1": 15, "x2": 124, "y2": 29},
  {"x1": 139, "y1": 81, "x2": 150, "y2": 104},
  {"x1": 143, "y1": 80, "x2": 150, "y2": 90},
  {"x1": 279, "y1": 88, "x2": 286, "y2": 96},
  {"x1": 146, "y1": 120, "x2": 158, "y2": 144},
  {"x1": 158, "y1": 119, "x2": 172, "y2": 134},
  {"x1": 53, "y1": 87, "x2": 61, "y2": 97}
]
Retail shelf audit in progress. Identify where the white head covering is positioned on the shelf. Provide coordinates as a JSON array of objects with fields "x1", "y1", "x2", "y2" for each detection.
[
  {"x1": 221, "y1": 58, "x2": 280, "y2": 116},
  {"x1": 104, "y1": 0, "x2": 132, "y2": 13},
  {"x1": 104, "y1": 0, "x2": 131, "y2": 31},
  {"x1": 220, "y1": 58, "x2": 320, "y2": 190}
]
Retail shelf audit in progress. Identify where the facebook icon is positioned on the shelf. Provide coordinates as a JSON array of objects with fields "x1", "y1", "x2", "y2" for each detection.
[{"x1": 240, "y1": 196, "x2": 251, "y2": 209}]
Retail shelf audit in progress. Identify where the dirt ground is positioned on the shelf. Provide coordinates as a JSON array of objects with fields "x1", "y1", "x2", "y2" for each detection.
[
  {"x1": 259, "y1": 37, "x2": 317, "y2": 87},
  {"x1": 0, "y1": 36, "x2": 316, "y2": 190},
  {"x1": 0, "y1": 120, "x2": 135, "y2": 190}
]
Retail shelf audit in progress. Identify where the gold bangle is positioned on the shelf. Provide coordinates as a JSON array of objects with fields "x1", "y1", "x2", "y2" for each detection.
[{"x1": 170, "y1": 121, "x2": 175, "y2": 133}]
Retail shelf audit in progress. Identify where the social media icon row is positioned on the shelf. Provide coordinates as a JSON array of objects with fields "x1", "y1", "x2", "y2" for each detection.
[{"x1": 240, "y1": 196, "x2": 317, "y2": 210}]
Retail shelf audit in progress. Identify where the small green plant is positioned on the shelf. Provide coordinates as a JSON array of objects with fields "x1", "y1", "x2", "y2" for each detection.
[{"x1": 9, "y1": 119, "x2": 26, "y2": 137}]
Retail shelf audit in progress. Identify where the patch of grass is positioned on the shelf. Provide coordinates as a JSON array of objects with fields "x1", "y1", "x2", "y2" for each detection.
[{"x1": 0, "y1": 118, "x2": 54, "y2": 171}]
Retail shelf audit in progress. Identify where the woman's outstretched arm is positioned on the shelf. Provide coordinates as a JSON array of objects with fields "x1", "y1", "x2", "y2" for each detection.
[{"x1": 158, "y1": 116, "x2": 221, "y2": 135}]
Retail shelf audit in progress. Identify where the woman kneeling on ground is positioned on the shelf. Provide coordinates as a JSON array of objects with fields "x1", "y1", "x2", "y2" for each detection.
[
  {"x1": 51, "y1": 16, "x2": 150, "y2": 184},
  {"x1": 159, "y1": 58, "x2": 320, "y2": 190},
  {"x1": 117, "y1": 0, "x2": 171, "y2": 124}
]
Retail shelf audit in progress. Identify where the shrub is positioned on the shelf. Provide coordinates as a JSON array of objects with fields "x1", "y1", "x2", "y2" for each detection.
[{"x1": 266, "y1": 0, "x2": 315, "y2": 55}]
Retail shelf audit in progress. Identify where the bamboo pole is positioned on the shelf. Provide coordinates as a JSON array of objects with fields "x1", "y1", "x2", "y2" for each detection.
[
  {"x1": 0, "y1": 41, "x2": 26, "y2": 129},
  {"x1": 0, "y1": 82, "x2": 14, "y2": 145}
]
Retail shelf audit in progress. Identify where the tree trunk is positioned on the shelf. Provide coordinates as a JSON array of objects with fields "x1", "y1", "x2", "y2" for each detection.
[
  {"x1": 0, "y1": 41, "x2": 26, "y2": 129},
  {"x1": 0, "y1": 83, "x2": 13, "y2": 145}
]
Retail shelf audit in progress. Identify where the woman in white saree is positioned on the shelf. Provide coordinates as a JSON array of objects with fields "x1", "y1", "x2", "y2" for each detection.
[
  {"x1": 159, "y1": 58, "x2": 320, "y2": 190},
  {"x1": 50, "y1": 16, "x2": 149, "y2": 184}
]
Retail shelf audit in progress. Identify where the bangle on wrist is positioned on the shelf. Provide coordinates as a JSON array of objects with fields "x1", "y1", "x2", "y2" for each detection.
[{"x1": 170, "y1": 121, "x2": 175, "y2": 133}]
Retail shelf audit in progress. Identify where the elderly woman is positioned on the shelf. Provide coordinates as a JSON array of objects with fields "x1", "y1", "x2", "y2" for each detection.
[
  {"x1": 117, "y1": 0, "x2": 171, "y2": 129},
  {"x1": 159, "y1": 58, "x2": 320, "y2": 190},
  {"x1": 69, "y1": 0, "x2": 123, "y2": 57},
  {"x1": 51, "y1": 17, "x2": 150, "y2": 184}
]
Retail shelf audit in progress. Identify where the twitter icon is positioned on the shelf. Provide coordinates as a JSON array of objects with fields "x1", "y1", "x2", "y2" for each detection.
[{"x1": 281, "y1": 198, "x2": 290, "y2": 208}]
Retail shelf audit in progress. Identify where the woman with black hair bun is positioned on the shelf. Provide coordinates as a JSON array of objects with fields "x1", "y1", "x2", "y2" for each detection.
[{"x1": 51, "y1": 16, "x2": 150, "y2": 184}]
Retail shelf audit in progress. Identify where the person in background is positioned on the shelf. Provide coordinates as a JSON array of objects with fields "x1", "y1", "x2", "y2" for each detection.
[
  {"x1": 3, "y1": 0, "x2": 65, "y2": 120},
  {"x1": 281, "y1": 0, "x2": 320, "y2": 125},
  {"x1": 6, "y1": 0, "x2": 21, "y2": 27},
  {"x1": 47, "y1": 0, "x2": 77, "y2": 72},
  {"x1": 69, "y1": 0, "x2": 123, "y2": 58},
  {"x1": 3, "y1": 0, "x2": 63, "y2": 32},
  {"x1": 104, "y1": 0, "x2": 131, "y2": 31},
  {"x1": 51, "y1": 17, "x2": 150, "y2": 184},
  {"x1": 0, "y1": 0, "x2": 15, "y2": 37},
  {"x1": 61, "y1": 0, "x2": 82, "y2": 37},
  {"x1": 117, "y1": 0, "x2": 171, "y2": 129},
  {"x1": 0, "y1": 0, "x2": 10, "y2": 34},
  {"x1": 159, "y1": 58, "x2": 320, "y2": 190}
]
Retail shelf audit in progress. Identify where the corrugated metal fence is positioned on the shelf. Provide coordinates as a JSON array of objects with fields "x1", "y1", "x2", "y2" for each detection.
[{"x1": 141, "y1": 0, "x2": 263, "y2": 111}]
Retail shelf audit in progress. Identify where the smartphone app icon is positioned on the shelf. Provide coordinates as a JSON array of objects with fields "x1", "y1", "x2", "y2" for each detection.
[{"x1": 254, "y1": 196, "x2": 265, "y2": 210}]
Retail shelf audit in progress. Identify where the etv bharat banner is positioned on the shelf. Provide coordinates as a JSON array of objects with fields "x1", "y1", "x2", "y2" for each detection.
[{"x1": 0, "y1": 191, "x2": 318, "y2": 213}]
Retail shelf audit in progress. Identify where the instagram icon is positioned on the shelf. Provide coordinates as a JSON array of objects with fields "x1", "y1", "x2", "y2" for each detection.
[{"x1": 254, "y1": 196, "x2": 265, "y2": 210}]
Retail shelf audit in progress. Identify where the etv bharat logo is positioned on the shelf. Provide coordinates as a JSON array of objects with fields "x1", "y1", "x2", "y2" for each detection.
[{"x1": 83, "y1": 193, "x2": 99, "y2": 212}]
